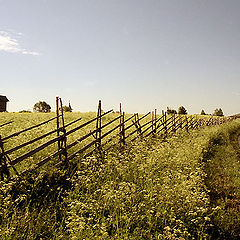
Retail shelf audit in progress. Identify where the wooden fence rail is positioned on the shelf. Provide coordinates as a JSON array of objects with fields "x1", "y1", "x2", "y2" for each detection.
[
  {"x1": 0, "y1": 121, "x2": 13, "y2": 128},
  {"x1": 0, "y1": 97, "x2": 235, "y2": 180}
]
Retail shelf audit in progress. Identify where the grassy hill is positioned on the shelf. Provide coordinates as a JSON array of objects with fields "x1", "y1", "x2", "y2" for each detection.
[{"x1": 0, "y1": 116, "x2": 240, "y2": 239}]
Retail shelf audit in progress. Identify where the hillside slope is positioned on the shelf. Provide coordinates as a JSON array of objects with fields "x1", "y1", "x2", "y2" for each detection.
[{"x1": 0, "y1": 120, "x2": 240, "y2": 239}]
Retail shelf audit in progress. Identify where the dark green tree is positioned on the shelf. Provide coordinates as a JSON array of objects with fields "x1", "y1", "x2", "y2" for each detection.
[
  {"x1": 167, "y1": 107, "x2": 177, "y2": 115},
  {"x1": 200, "y1": 109, "x2": 206, "y2": 115},
  {"x1": 178, "y1": 106, "x2": 187, "y2": 115},
  {"x1": 33, "y1": 101, "x2": 51, "y2": 113},
  {"x1": 62, "y1": 106, "x2": 72, "y2": 112},
  {"x1": 213, "y1": 108, "x2": 224, "y2": 116}
]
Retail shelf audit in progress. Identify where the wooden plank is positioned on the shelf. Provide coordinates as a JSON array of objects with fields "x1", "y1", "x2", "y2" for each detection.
[
  {"x1": 156, "y1": 115, "x2": 174, "y2": 133},
  {"x1": 68, "y1": 121, "x2": 122, "y2": 161},
  {"x1": 2, "y1": 115, "x2": 62, "y2": 141},
  {"x1": 156, "y1": 115, "x2": 175, "y2": 134},
  {"x1": 124, "y1": 112, "x2": 150, "y2": 131},
  {"x1": 136, "y1": 122, "x2": 154, "y2": 138},
  {"x1": 66, "y1": 109, "x2": 113, "y2": 136},
  {"x1": 5, "y1": 116, "x2": 82, "y2": 155},
  {"x1": 56, "y1": 97, "x2": 62, "y2": 162},
  {"x1": 66, "y1": 114, "x2": 121, "y2": 151},
  {"x1": 9, "y1": 134, "x2": 65, "y2": 166},
  {"x1": 155, "y1": 115, "x2": 165, "y2": 127},
  {"x1": 181, "y1": 117, "x2": 194, "y2": 129},
  {"x1": 130, "y1": 119, "x2": 153, "y2": 140},
  {"x1": 174, "y1": 117, "x2": 188, "y2": 131},
  {"x1": 10, "y1": 110, "x2": 115, "y2": 166},
  {"x1": 169, "y1": 116, "x2": 184, "y2": 132},
  {"x1": 20, "y1": 148, "x2": 66, "y2": 174},
  {"x1": 59, "y1": 98, "x2": 68, "y2": 163},
  {"x1": 0, "y1": 121, "x2": 13, "y2": 128},
  {"x1": 68, "y1": 114, "x2": 135, "y2": 152}
]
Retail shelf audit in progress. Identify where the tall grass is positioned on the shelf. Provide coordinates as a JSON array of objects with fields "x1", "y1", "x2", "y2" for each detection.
[{"x1": 0, "y1": 115, "x2": 239, "y2": 239}]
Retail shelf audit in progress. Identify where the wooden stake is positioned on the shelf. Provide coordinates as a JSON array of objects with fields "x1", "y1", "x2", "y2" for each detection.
[
  {"x1": 95, "y1": 100, "x2": 102, "y2": 152},
  {"x1": 56, "y1": 96, "x2": 62, "y2": 162},
  {"x1": 59, "y1": 98, "x2": 68, "y2": 165}
]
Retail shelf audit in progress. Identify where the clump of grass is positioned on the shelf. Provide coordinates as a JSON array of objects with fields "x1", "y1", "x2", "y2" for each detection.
[
  {"x1": 1, "y1": 117, "x2": 240, "y2": 239},
  {"x1": 65, "y1": 130, "x2": 217, "y2": 239},
  {"x1": 204, "y1": 121, "x2": 240, "y2": 239},
  {"x1": 0, "y1": 170, "x2": 71, "y2": 240}
]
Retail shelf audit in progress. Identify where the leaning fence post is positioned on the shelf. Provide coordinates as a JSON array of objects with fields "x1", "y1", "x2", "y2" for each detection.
[
  {"x1": 119, "y1": 103, "x2": 126, "y2": 147},
  {"x1": 164, "y1": 111, "x2": 167, "y2": 135},
  {"x1": 59, "y1": 98, "x2": 68, "y2": 165},
  {"x1": 151, "y1": 111, "x2": 154, "y2": 136},
  {"x1": 185, "y1": 116, "x2": 189, "y2": 132},
  {"x1": 0, "y1": 136, "x2": 9, "y2": 180},
  {"x1": 95, "y1": 100, "x2": 102, "y2": 152},
  {"x1": 154, "y1": 109, "x2": 157, "y2": 134},
  {"x1": 180, "y1": 116, "x2": 183, "y2": 130},
  {"x1": 122, "y1": 112, "x2": 126, "y2": 145},
  {"x1": 119, "y1": 103, "x2": 125, "y2": 147},
  {"x1": 56, "y1": 96, "x2": 62, "y2": 162}
]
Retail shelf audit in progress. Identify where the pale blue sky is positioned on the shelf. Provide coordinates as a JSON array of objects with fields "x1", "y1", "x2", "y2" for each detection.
[{"x1": 0, "y1": 0, "x2": 240, "y2": 115}]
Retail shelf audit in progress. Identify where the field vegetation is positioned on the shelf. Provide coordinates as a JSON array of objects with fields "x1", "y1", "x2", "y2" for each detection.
[
  {"x1": 0, "y1": 111, "x2": 149, "y2": 174},
  {"x1": 0, "y1": 112, "x2": 239, "y2": 239}
]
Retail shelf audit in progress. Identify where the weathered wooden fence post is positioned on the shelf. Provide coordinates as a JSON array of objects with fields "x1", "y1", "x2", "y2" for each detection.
[
  {"x1": 0, "y1": 136, "x2": 9, "y2": 180},
  {"x1": 151, "y1": 111, "x2": 154, "y2": 136},
  {"x1": 119, "y1": 103, "x2": 126, "y2": 147},
  {"x1": 56, "y1": 97, "x2": 68, "y2": 165},
  {"x1": 56, "y1": 96, "x2": 62, "y2": 162},
  {"x1": 59, "y1": 98, "x2": 68, "y2": 165},
  {"x1": 164, "y1": 111, "x2": 167, "y2": 135},
  {"x1": 95, "y1": 100, "x2": 102, "y2": 152},
  {"x1": 185, "y1": 116, "x2": 189, "y2": 132},
  {"x1": 154, "y1": 109, "x2": 157, "y2": 134}
]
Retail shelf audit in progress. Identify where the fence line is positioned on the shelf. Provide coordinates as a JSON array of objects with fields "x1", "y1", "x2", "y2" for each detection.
[
  {"x1": 0, "y1": 97, "x2": 235, "y2": 180},
  {"x1": 0, "y1": 121, "x2": 13, "y2": 128}
]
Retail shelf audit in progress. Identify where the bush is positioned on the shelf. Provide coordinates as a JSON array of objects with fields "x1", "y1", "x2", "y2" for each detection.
[
  {"x1": 33, "y1": 101, "x2": 51, "y2": 113},
  {"x1": 178, "y1": 106, "x2": 187, "y2": 115},
  {"x1": 62, "y1": 106, "x2": 72, "y2": 112},
  {"x1": 213, "y1": 108, "x2": 224, "y2": 116},
  {"x1": 166, "y1": 107, "x2": 177, "y2": 115},
  {"x1": 201, "y1": 110, "x2": 206, "y2": 115}
]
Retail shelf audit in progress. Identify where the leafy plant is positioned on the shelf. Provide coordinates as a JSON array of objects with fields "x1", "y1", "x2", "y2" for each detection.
[{"x1": 33, "y1": 101, "x2": 51, "y2": 113}]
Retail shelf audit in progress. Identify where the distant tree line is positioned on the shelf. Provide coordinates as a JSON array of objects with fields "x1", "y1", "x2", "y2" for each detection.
[
  {"x1": 167, "y1": 106, "x2": 187, "y2": 115},
  {"x1": 166, "y1": 106, "x2": 224, "y2": 116},
  {"x1": 18, "y1": 101, "x2": 224, "y2": 117},
  {"x1": 200, "y1": 108, "x2": 224, "y2": 116},
  {"x1": 31, "y1": 101, "x2": 72, "y2": 113}
]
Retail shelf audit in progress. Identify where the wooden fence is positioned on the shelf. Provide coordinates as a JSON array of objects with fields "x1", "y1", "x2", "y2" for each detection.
[{"x1": 0, "y1": 97, "x2": 234, "y2": 180}]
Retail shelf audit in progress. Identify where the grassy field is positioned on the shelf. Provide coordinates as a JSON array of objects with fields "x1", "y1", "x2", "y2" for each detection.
[
  {"x1": 0, "y1": 113, "x2": 239, "y2": 239},
  {"x1": 0, "y1": 111, "x2": 155, "y2": 174}
]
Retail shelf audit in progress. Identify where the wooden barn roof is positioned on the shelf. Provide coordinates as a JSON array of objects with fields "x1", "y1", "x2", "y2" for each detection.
[{"x1": 0, "y1": 95, "x2": 9, "y2": 102}]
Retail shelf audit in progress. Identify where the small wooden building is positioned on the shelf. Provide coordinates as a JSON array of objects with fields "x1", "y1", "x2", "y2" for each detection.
[{"x1": 0, "y1": 95, "x2": 9, "y2": 112}]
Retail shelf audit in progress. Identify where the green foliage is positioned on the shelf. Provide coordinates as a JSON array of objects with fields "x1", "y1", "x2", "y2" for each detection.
[
  {"x1": 178, "y1": 106, "x2": 187, "y2": 115},
  {"x1": 62, "y1": 106, "x2": 72, "y2": 112},
  {"x1": 166, "y1": 107, "x2": 177, "y2": 115},
  {"x1": 204, "y1": 123, "x2": 240, "y2": 239},
  {"x1": 0, "y1": 112, "x2": 240, "y2": 239},
  {"x1": 0, "y1": 170, "x2": 71, "y2": 239},
  {"x1": 33, "y1": 101, "x2": 51, "y2": 113},
  {"x1": 201, "y1": 109, "x2": 206, "y2": 115},
  {"x1": 213, "y1": 108, "x2": 224, "y2": 116},
  {"x1": 65, "y1": 134, "x2": 212, "y2": 239}
]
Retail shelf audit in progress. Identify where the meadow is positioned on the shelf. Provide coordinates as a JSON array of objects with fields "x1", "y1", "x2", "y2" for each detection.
[
  {"x1": 0, "y1": 112, "x2": 239, "y2": 239},
  {"x1": 0, "y1": 111, "x2": 151, "y2": 174}
]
